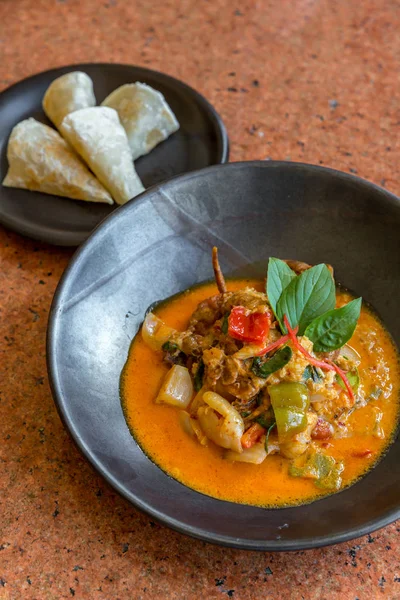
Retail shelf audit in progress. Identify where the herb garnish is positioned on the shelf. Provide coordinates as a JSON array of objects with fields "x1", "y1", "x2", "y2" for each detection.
[
  {"x1": 277, "y1": 263, "x2": 336, "y2": 334},
  {"x1": 251, "y1": 346, "x2": 292, "y2": 379},
  {"x1": 302, "y1": 365, "x2": 324, "y2": 383},
  {"x1": 267, "y1": 258, "x2": 296, "y2": 323},
  {"x1": 266, "y1": 258, "x2": 361, "y2": 351},
  {"x1": 265, "y1": 422, "x2": 276, "y2": 453},
  {"x1": 336, "y1": 368, "x2": 359, "y2": 392},
  {"x1": 162, "y1": 341, "x2": 180, "y2": 353},
  {"x1": 305, "y1": 298, "x2": 362, "y2": 352},
  {"x1": 221, "y1": 312, "x2": 229, "y2": 335},
  {"x1": 194, "y1": 359, "x2": 205, "y2": 392}
]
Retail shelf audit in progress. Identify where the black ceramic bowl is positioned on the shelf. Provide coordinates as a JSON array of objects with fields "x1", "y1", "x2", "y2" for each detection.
[{"x1": 47, "y1": 161, "x2": 400, "y2": 550}]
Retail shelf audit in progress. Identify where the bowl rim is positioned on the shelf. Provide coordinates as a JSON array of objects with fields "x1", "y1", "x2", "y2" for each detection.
[{"x1": 46, "y1": 160, "x2": 400, "y2": 550}]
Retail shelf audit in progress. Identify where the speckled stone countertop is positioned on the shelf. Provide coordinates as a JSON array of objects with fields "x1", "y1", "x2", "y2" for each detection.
[{"x1": 1, "y1": 0, "x2": 399, "y2": 598}]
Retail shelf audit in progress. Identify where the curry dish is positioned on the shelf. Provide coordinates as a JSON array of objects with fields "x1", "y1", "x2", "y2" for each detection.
[{"x1": 121, "y1": 252, "x2": 400, "y2": 507}]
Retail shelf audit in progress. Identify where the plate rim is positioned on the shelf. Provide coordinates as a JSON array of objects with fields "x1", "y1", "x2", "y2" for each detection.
[
  {"x1": 0, "y1": 62, "x2": 229, "y2": 246},
  {"x1": 46, "y1": 160, "x2": 400, "y2": 550}
]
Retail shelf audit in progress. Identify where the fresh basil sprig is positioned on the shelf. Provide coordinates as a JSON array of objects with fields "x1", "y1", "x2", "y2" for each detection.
[
  {"x1": 251, "y1": 346, "x2": 292, "y2": 379},
  {"x1": 266, "y1": 258, "x2": 296, "y2": 321},
  {"x1": 277, "y1": 264, "x2": 336, "y2": 335},
  {"x1": 304, "y1": 298, "x2": 362, "y2": 352},
  {"x1": 266, "y1": 258, "x2": 362, "y2": 351}
]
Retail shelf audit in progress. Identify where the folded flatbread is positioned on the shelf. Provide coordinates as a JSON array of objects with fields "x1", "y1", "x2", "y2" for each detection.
[
  {"x1": 101, "y1": 82, "x2": 179, "y2": 160},
  {"x1": 61, "y1": 107, "x2": 145, "y2": 205},
  {"x1": 2, "y1": 118, "x2": 113, "y2": 204},
  {"x1": 43, "y1": 71, "x2": 96, "y2": 129}
]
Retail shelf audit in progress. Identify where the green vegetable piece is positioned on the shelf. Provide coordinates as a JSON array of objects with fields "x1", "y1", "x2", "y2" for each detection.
[
  {"x1": 305, "y1": 298, "x2": 362, "y2": 352},
  {"x1": 268, "y1": 382, "x2": 310, "y2": 411},
  {"x1": 273, "y1": 407, "x2": 307, "y2": 441},
  {"x1": 265, "y1": 422, "x2": 276, "y2": 453},
  {"x1": 277, "y1": 264, "x2": 336, "y2": 335},
  {"x1": 251, "y1": 346, "x2": 292, "y2": 379},
  {"x1": 255, "y1": 408, "x2": 275, "y2": 429},
  {"x1": 221, "y1": 312, "x2": 229, "y2": 335},
  {"x1": 315, "y1": 461, "x2": 344, "y2": 491},
  {"x1": 290, "y1": 452, "x2": 334, "y2": 479},
  {"x1": 194, "y1": 359, "x2": 204, "y2": 392},
  {"x1": 302, "y1": 365, "x2": 313, "y2": 381},
  {"x1": 313, "y1": 367, "x2": 325, "y2": 382},
  {"x1": 266, "y1": 258, "x2": 296, "y2": 321},
  {"x1": 269, "y1": 382, "x2": 310, "y2": 442},
  {"x1": 368, "y1": 386, "x2": 383, "y2": 401},
  {"x1": 336, "y1": 367, "x2": 359, "y2": 392},
  {"x1": 289, "y1": 451, "x2": 344, "y2": 491},
  {"x1": 302, "y1": 365, "x2": 324, "y2": 383},
  {"x1": 162, "y1": 341, "x2": 179, "y2": 353}
]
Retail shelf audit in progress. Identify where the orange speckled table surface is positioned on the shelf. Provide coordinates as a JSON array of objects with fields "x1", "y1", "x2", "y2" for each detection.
[{"x1": 1, "y1": 0, "x2": 399, "y2": 598}]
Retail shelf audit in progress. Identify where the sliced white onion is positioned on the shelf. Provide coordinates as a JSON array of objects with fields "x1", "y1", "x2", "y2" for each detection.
[
  {"x1": 178, "y1": 411, "x2": 208, "y2": 445},
  {"x1": 178, "y1": 410, "x2": 194, "y2": 436},
  {"x1": 141, "y1": 312, "x2": 176, "y2": 351},
  {"x1": 340, "y1": 344, "x2": 361, "y2": 363},
  {"x1": 225, "y1": 438, "x2": 279, "y2": 463},
  {"x1": 156, "y1": 365, "x2": 193, "y2": 408},
  {"x1": 189, "y1": 386, "x2": 206, "y2": 416},
  {"x1": 225, "y1": 441, "x2": 267, "y2": 464}
]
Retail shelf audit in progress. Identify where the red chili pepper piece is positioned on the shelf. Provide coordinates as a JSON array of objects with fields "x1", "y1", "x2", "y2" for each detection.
[
  {"x1": 256, "y1": 327, "x2": 298, "y2": 356},
  {"x1": 351, "y1": 449, "x2": 373, "y2": 458},
  {"x1": 228, "y1": 306, "x2": 270, "y2": 343}
]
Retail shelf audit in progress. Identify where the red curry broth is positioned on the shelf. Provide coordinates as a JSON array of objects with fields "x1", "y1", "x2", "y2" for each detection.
[{"x1": 121, "y1": 280, "x2": 400, "y2": 507}]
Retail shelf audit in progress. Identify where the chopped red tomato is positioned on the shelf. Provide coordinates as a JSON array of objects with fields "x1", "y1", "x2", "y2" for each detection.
[{"x1": 228, "y1": 306, "x2": 270, "y2": 343}]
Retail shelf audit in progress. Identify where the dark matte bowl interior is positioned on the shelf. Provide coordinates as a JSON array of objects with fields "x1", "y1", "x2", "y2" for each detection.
[{"x1": 47, "y1": 161, "x2": 400, "y2": 550}]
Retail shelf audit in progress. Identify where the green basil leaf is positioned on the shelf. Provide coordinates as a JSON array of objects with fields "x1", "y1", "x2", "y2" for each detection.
[
  {"x1": 251, "y1": 346, "x2": 292, "y2": 379},
  {"x1": 305, "y1": 298, "x2": 362, "y2": 352},
  {"x1": 265, "y1": 422, "x2": 276, "y2": 453},
  {"x1": 255, "y1": 408, "x2": 275, "y2": 428},
  {"x1": 336, "y1": 367, "x2": 359, "y2": 391},
  {"x1": 266, "y1": 258, "x2": 296, "y2": 319},
  {"x1": 162, "y1": 341, "x2": 179, "y2": 353},
  {"x1": 302, "y1": 365, "x2": 324, "y2": 383},
  {"x1": 277, "y1": 264, "x2": 335, "y2": 334},
  {"x1": 241, "y1": 411, "x2": 252, "y2": 418},
  {"x1": 302, "y1": 365, "x2": 313, "y2": 381},
  {"x1": 194, "y1": 359, "x2": 204, "y2": 392},
  {"x1": 312, "y1": 367, "x2": 325, "y2": 383},
  {"x1": 221, "y1": 312, "x2": 229, "y2": 335}
]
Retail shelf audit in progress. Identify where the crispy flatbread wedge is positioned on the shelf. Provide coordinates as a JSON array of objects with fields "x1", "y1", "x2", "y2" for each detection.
[
  {"x1": 101, "y1": 82, "x2": 179, "y2": 160},
  {"x1": 43, "y1": 71, "x2": 96, "y2": 129},
  {"x1": 2, "y1": 118, "x2": 113, "y2": 204},
  {"x1": 61, "y1": 107, "x2": 145, "y2": 205}
]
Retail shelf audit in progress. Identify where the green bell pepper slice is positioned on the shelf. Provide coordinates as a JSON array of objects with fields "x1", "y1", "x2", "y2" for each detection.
[
  {"x1": 268, "y1": 382, "x2": 310, "y2": 441},
  {"x1": 268, "y1": 382, "x2": 310, "y2": 411},
  {"x1": 273, "y1": 407, "x2": 307, "y2": 441}
]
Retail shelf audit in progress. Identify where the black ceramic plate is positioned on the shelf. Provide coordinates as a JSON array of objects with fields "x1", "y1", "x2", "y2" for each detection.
[
  {"x1": 47, "y1": 161, "x2": 400, "y2": 550},
  {"x1": 0, "y1": 63, "x2": 228, "y2": 246}
]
